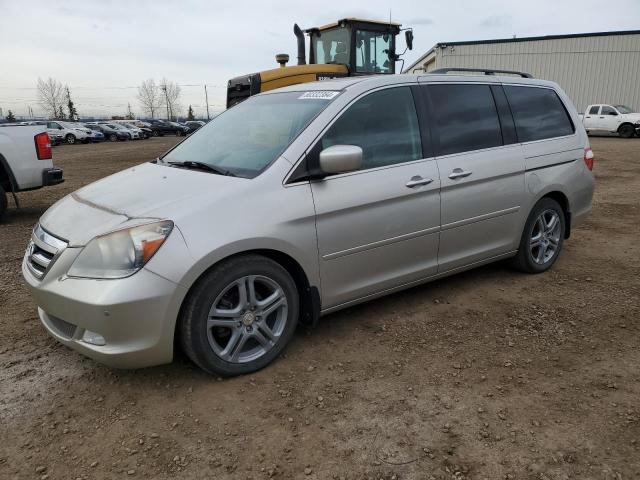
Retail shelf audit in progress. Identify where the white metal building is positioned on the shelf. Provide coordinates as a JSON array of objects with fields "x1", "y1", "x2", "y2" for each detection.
[{"x1": 404, "y1": 30, "x2": 640, "y2": 112}]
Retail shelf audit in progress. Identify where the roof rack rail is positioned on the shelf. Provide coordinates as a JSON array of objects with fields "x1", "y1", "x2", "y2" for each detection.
[{"x1": 428, "y1": 67, "x2": 533, "y2": 78}]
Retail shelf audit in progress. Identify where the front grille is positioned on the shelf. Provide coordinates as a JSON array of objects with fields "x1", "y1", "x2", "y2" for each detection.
[
  {"x1": 46, "y1": 313, "x2": 77, "y2": 339},
  {"x1": 25, "y1": 224, "x2": 67, "y2": 280}
]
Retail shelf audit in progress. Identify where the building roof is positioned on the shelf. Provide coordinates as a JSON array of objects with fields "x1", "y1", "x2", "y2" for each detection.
[{"x1": 404, "y1": 29, "x2": 640, "y2": 73}]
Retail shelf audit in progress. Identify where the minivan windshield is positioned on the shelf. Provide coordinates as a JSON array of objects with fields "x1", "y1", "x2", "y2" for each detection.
[{"x1": 161, "y1": 91, "x2": 336, "y2": 178}]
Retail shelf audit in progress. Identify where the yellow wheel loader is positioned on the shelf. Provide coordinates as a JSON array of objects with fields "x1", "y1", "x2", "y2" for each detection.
[{"x1": 226, "y1": 18, "x2": 413, "y2": 107}]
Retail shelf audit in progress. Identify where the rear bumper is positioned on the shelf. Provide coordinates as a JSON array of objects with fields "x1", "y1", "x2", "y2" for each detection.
[{"x1": 43, "y1": 167, "x2": 64, "y2": 186}]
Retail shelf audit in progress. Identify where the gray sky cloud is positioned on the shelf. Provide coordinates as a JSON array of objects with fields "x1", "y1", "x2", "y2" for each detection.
[{"x1": 1, "y1": 0, "x2": 638, "y2": 118}]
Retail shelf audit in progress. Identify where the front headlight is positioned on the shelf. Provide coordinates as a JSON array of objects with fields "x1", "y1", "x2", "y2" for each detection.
[{"x1": 68, "y1": 220, "x2": 173, "y2": 279}]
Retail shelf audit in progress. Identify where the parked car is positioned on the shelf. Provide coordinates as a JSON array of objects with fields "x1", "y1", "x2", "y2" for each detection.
[
  {"x1": 46, "y1": 121, "x2": 91, "y2": 145},
  {"x1": 101, "y1": 122, "x2": 139, "y2": 140},
  {"x1": 185, "y1": 120, "x2": 205, "y2": 133},
  {"x1": 580, "y1": 104, "x2": 640, "y2": 138},
  {"x1": 22, "y1": 73, "x2": 594, "y2": 376},
  {"x1": 144, "y1": 119, "x2": 188, "y2": 136},
  {"x1": 120, "y1": 123, "x2": 148, "y2": 139},
  {"x1": 85, "y1": 123, "x2": 128, "y2": 142},
  {"x1": 48, "y1": 132, "x2": 64, "y2": 146},
  {"x1": 0, "y1": 124, "x2": 63, "y2": 219}
]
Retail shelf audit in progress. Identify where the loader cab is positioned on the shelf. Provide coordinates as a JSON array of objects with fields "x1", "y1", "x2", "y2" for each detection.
[
  {"x1": 307, "y1": 19, "x2": 402, "y2": 74},
  {"x1": 226, "y1": 17, "x2": 412, "y2": 108}
]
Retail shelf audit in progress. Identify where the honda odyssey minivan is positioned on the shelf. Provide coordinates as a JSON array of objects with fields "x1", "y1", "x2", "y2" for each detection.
[{"x1": 23, "y1": 70, "x2": 595, "y2": 376}]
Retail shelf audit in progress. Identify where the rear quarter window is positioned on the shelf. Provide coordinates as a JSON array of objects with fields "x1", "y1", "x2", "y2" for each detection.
[{"x1": 504, "y1": 85, "x2": 575, "y2": 142}]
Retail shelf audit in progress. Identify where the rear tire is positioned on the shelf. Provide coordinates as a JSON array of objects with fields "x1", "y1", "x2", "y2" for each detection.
[
  {"x1": 512, "y1": 197, "x2": 565, "y2": 274},
  {"x1": 0, "y1": 184, "x2": 7, "y2": 221},
  {"x1": 179, "y1": 255, "x2": 299, "y2": 376},
  {"x1": 65, "y1": 134, "x2": 76, "y2": 145},
  {"x1": 109, "y1": 134, "x2": 117, "y2": 142},
  {"x1": 152, "y1": 130, "x2": 159, "y2": 137},
  {"x1": 618, "y1": 124, "x2": 635, "y2": 138}
]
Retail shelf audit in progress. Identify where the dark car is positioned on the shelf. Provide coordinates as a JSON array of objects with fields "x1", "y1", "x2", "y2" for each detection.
[
  {"x1": 85, "y1": 123, "x2": 129, "y2": 142},
  {"x1": 184, "y1": 121, "x2": 205, "y2": 133},
  {"x1": 144, "y1": 119, "x2": 189, "y2": 137}
]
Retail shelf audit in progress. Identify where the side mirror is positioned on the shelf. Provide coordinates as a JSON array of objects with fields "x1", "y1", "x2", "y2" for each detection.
[
  {"x1": 405, "y1": 30, "x2": 414, "y2": 51},
  {"x1": 319, "y1": 145, "x2": 362, "y2": 174}
]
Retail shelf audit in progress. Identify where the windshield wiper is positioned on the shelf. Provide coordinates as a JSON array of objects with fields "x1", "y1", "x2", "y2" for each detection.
[{"x1": 168, "y1": 160, "x2": 236, "y2": 177}]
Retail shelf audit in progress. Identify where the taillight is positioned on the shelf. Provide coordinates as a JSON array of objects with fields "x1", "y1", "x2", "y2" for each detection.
[
  {"x1": 35, "y1": 132, "x2": 52, "y2": 160},
  {"x1": 584, "y1": 147, "x2": 594, "y2": 171}
]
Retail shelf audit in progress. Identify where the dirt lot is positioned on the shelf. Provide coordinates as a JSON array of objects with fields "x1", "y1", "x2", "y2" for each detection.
[{"x1": 1, "y1": 136, "x2": 639, "y2": 480}]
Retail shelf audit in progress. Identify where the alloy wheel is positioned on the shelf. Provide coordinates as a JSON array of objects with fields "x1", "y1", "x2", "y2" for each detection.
[
  {"x1": 529, "y1": 209, "x2": 561, "y2": 265},
  {"x1": 206, "y1": 275, "x2": 288, "y2": 363}
]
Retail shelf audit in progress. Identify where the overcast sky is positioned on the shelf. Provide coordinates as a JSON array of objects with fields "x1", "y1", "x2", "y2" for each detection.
[{"x1": 1, "y1": 0, "x2": 638, "y2": 119}]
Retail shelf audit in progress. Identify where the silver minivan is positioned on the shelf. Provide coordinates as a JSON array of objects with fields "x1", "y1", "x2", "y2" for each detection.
[{"x1": 23, "y1": 72, "x2": 595, "y2": 376}]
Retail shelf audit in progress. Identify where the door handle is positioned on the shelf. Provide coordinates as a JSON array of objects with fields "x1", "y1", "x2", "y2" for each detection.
[
  {"x1": 405, "y1": 176, "x2": 433, "y2": 188},
  {"x1": 448, "y1": 168, "x2": 472, "y2": 179}
]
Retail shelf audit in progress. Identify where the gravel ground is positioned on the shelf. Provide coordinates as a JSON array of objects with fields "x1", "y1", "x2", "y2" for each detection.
[{"x1": 1, "y1": 136, "x2": 639, "y2": 480}]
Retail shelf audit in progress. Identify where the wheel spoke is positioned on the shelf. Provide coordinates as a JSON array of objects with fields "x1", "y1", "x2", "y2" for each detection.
[
  {"x1": 210, "y1": 307, "x2": 241, "y2": 318},
  {"x1": 536, "y1": 244, "x2": 546, "y2": 263},
  {"x1": 257, "y1": 323, "x2": 277, "y2": 344},
  {"x1": 237, "y1": 278, "x2": 249, "y2": 308},
  {"x1": 229, "y1": 332, "x2": 249, "y2": 362},
  {"x1": 545, "y1": 214, "x2": 559, "y2": 234},
  {"x1": 247, "y1": 276, "x2": 258, "y2": 307},
  {"x1": 257, "y1": 290, "x2": 285, "y2": 317},
  {"x1": 530, "y1": 233, "x2": 543, "y2": 248},
  {"x1": 219, "y1": 328, "x2": 245, "y2": 361},
  {"x1": 207, "y1": 317, "x2": 238, "y2": 328}
]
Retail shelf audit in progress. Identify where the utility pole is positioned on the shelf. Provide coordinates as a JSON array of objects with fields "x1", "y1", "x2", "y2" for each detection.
[
  {"x1": 204, "y1": 84, "x2": 210, "y2": 120},
  {"x1": 161, "y1": 84, "x2": 170, "y2": 120}
]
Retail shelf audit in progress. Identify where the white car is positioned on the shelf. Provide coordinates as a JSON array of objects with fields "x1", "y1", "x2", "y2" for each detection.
[
  {"x1": 0, "y1": 124, "x2": 64, "y2": 219},
  {"x1": 46, "y1": 121, "x2": 91, "y2": 144},
  {"x1": 581, "y1": 104, "x2": 640, "y2": 138}
]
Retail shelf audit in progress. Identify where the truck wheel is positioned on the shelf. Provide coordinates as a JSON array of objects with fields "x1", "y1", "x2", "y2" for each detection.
[
  {"x1": 0, "y1": 184, "x2": 7, "y2": 221},
  {"x1": 179, "y1": 254, "x2": 299, "y2": 376},
  {"x1": 618, "y1": 124, "x2": 635, "y2": 138},
  {"x1": 65, "y1": 134, "x2": 76, "y2": 145},
  {"x1": 511, "y1": 197, "x2": 565, "y2": 274}
]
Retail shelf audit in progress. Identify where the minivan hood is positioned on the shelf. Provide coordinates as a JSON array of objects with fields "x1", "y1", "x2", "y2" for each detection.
[{"x1": 40, "y1": 162, "x2": 245, "y2": 246}]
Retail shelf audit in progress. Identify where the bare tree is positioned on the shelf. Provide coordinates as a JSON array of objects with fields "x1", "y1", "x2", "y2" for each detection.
[
  {"x1": 37, "y1": 77, "x2": 66, "y2": 119},
  {"x1": 159, "y1": 78, "x2": 182, "y2": 120},
  {"x1": 137, "y1": 79, "x2": 162, "y2": 118}
]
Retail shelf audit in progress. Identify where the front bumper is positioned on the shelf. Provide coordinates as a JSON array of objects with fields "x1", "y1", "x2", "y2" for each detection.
[
  {"x1": 43, "y1": 168, "x2": 64, "y2": 186},
  {"x1": 22, "y1": 244, "x2": 188, "y2": 369}
]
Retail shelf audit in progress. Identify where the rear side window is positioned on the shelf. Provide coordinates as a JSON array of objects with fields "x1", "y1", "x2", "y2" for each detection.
[
  {"x1": 504, "y1": 86, "x2": 575, "y2": 142},
  {"x1": 588, "y1": 105, "x2": 600, "y2": 115},
  {"x1": 321, "y1": 87, "x2": 422, "y2": 170},
  {"x1": 427, "y1": 84, "x2": 503, "y2": 156}
]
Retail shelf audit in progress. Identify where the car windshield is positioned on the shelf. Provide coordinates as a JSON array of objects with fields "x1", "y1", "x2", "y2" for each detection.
[
  {"x1": 161, "y1": 91, "x2": 336, "y2": 178},
  {"x1": 613, "y1": 105, "x2": 635, "y2": 114}
]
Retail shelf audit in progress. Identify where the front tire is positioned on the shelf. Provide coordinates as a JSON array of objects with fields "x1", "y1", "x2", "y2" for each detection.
[
  {"x1": 65, "y1": 134, "x2": 76, "y2": 145},
  {"x1": 179, "y1": 255, "x2": 299, "y2": 376},
  {"x1": 512, "y1": 198, "x2": 565, "y2": 273},
  {"x1": 618, "y1": 124, "x2": 635, "y2": 138}
]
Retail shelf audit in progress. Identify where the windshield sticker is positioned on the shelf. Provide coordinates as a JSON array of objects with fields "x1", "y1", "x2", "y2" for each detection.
[{"x1": 298, "y1": 91, "x2": 340, "y2": 100}]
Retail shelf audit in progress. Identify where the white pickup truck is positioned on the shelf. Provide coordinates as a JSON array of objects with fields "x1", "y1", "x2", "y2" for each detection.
[
  {"x1": 0, "y1": 124, "x2": 64, "y2": 220},
  {"x1": 580, "y1": 104, "x2": 640, "y2": 138}
]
